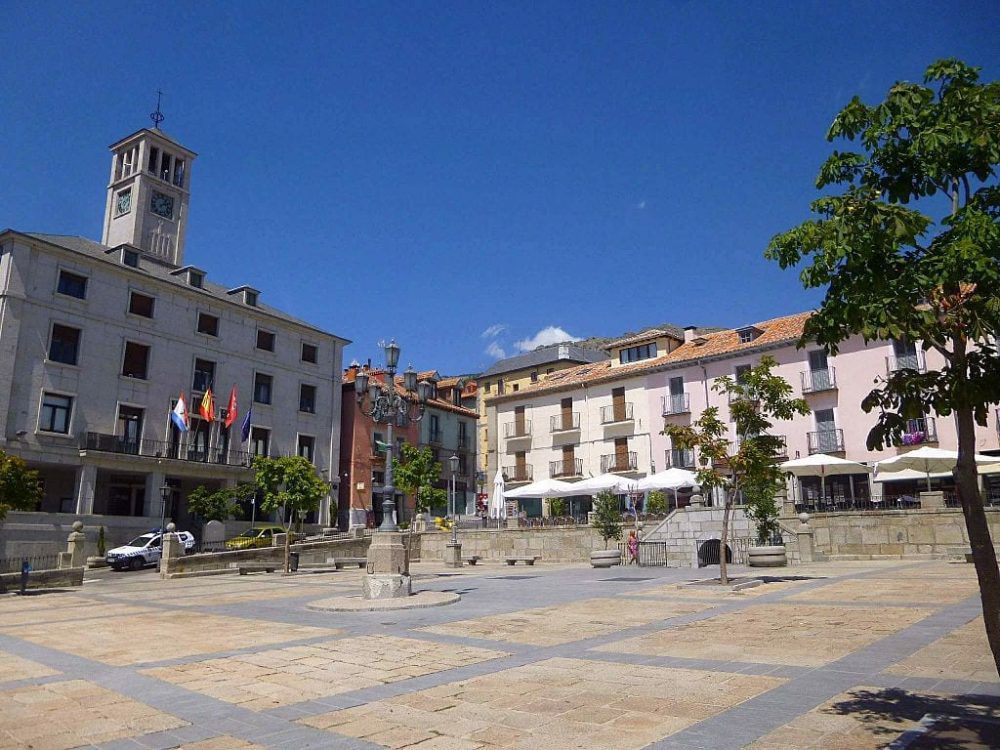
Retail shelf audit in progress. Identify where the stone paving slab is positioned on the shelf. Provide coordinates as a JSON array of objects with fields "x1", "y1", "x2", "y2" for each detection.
[
  {"x1": 0, "y1": 611, "x2": 338, "y2": 666},
  {"x1": 787, "y1": 577, "x2": 980, "y2": 605},
  {"x1": 0, "y1": 649, "x2": 60, "y2": 683},
  {"x1": 301, "y1": 657, "x2": 784, "y2": 750},
  {"x1": 418, "y1": 596, "x2": 713, "y2": 646},
  {"x1": 886, "y1": 616, "x2": 1000, "y2": 683},
  {"x1": 0, "y1": 679, "x2": 186, "y2": 749},
  {"x1": 631, "y1": 578, "x2": 812, "y2": 600},
  {"x1": 143, "y1": 635, "x2": 508, "y2": 711},
  {"x1": 594, "y1": 603, "x2": 933, "y2": 667}
]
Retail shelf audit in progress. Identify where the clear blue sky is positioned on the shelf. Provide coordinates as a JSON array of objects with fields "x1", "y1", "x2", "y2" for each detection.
[{"x1": 3, "y1": 1, "x2": 997, "y2": 375}]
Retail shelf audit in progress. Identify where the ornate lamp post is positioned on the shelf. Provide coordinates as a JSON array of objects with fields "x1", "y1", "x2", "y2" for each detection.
[
  {"x1": 354, "y1": 340, "x2": 431, "y2": 532},
  {"x1": 159, "y1": 483, "x2": 171, "y2": 534},
  {"x1": 449, "y1": 454, "x2": 460, "y2": 546}
]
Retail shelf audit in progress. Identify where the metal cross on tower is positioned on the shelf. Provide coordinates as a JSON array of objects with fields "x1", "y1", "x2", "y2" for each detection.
[{"x1": 150, "y1": 90, "x2": 165, "y2": 129}]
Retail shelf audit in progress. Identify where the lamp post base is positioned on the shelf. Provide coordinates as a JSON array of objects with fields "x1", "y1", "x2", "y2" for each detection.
[
  {"x1": 363, "y1": 573, "x2": 412, "y2": 599},
  {"x1": 444, "y1": 542, "x2": 463, "y2": 568},
  {"x1": 363, "y1": 531, "x2": 410, "y2": 600},
  {"x1": 379, "y1": 496, "x2": 398, "y2": 532}
]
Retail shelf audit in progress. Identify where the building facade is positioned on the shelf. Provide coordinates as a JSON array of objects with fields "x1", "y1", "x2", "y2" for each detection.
[
  {"x1": 0, "y1": 126, "x2": 348, "y2": 533},
  {"x1": 486, "y1": 312, "x2": 1000, "y2": 514}
]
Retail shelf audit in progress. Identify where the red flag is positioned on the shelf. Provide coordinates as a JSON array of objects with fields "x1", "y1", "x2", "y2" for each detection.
[
  {"x1": 199, "y1": 387, "x2": 215, "y2": 422},
  {"x1": 224, "y1": 384, "x2": 238, "y2": 429}
]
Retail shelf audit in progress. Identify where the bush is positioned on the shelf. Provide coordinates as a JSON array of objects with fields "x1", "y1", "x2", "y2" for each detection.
[
  {"x1": 591, "y1": 490, "x2": 623, "y2": 548},
  {"x1": 646, "y1": 490, "x2": 667, "y2": 514}
]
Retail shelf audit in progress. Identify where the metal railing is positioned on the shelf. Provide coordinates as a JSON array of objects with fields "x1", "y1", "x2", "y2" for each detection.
[
  {"x1": 550, "y1": 458, "x2": 583, "y2": 478},
  {"x1": 801, "y1": 368, "x2": 837, "y2": 393},
  {"x1": 807, "y1": 428, "x2": 844, "y2": 454},
  {"x1": 600, "y1": 402, "x2": 634, "y2": 424},
  {"x1": 502, "y1": 465, "x2": 533, "y2": 483},
  {"x1": 550, "y1": 413, "x2": 581, "y2": 432},
  {"x1": 666, "y1": 449, "x2": 696, "y2": 469},
  {"x1": 661, "y1": 393, "x2": 690, "y2": 416},
  {"x1": 601, "y1": 451, "x2": 638, "y2": 473},
  {"x1": 504, "y1": 420, "x2": 532, "y2": 439},
  {"x1": 83, "y1": 432, "x2": 253, "y2": 467},
  {"x1": 617, "y1": 540, "x2": 668, "y2": 567},
  {"x1": 897, "y1": 417, "x2": 938, "y2": 446},
  {"x1": 0, "y1": 554, "x2": 61, "y2": 574},
  {"x1": 887, "y1": 351, "x2": 926, "y2": 373}
]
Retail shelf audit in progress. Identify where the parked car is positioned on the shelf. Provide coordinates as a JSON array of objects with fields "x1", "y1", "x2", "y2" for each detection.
[
  {"x1": 106, "y1": 530, "x2": 195, "y2": 571},
  {"x1": 224, "y1": 525, "x2": 286, "y2": 550}
]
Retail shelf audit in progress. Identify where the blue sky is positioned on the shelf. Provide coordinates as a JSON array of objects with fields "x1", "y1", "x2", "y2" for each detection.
[{"x1": 2, "y1": 1, "x2": 997, "y2": 375}]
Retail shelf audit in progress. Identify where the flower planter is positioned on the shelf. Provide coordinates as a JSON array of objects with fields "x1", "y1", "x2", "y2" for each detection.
[
  {"x1": 590, "y1": 549, "x2": 622, "y2": 568},
  {"x1": 747, "y1": 545, "x2": 787, "y2": 568},
  {"x1": 86, "y1": 556, "x2": 108, "y2": 569}
]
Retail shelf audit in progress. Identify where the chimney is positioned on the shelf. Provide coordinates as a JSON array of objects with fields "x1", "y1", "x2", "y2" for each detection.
[{"x1": 683, "y1": 326, "x2": 697, "y2": 344}]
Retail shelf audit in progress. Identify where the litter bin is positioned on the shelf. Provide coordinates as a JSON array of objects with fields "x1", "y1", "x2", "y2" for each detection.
[{"x1": 289, "y1": 552, "x2": 300, "y2": 572}]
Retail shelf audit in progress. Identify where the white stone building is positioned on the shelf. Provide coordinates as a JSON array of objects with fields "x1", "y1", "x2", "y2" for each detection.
[{"x1": 0, "y1": 125, "x2": 348, "y2": 535}]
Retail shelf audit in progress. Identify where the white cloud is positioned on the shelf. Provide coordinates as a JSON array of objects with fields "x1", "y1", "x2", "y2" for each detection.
[
  {"x1": 481, "y1": 323, "x2": 508, "y2": 339},
  {"x1": 514, "y1": 326, "x2": 580, "y2": 352},
  {"x1": 485, "y1": 341, "x2": 507, "y2": 359},
  {"x1": 636, "y1": 200, "x2": 646, "y2": 209}
]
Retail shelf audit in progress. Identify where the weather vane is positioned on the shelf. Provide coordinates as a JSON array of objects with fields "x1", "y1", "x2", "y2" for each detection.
[{"x1": 150, "y1": 89, "x2": 165, "y2": 129}]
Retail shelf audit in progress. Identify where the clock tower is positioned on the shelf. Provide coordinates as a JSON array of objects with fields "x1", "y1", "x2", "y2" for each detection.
[{"x1": 101, "y1": 127, "x2": 196, "y2": 266}]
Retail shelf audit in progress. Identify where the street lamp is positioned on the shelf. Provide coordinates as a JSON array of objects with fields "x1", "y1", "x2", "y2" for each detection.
[
  {"x1": 354, "y1": 340, "x2": 431, "y2": 531},
  {"x1": 159, "y1": 483, "x2": 171, "y2": 534},
  {"x1": 449, "y1": 454, "x2": 460, "y2": 545}
]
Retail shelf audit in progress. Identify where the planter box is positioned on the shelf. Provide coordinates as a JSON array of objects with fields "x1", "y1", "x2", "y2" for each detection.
[
  {"x1": 591, "y1": 549, "x2": 622, "y2": 568},
  {"x1": 748, "y1": 545, "x2": 787, "y2": 568}
]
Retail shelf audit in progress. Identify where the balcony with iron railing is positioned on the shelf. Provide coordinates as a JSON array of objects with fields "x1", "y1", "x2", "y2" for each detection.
[
  {"x1": 801, "y1": 368, "x2": 837, "y2": 393},
  {"x1": 661, "y1": 393, "x2": 690, "y2": 416},
  {"x1": 601, "y1": 451, "x2": 638, "y2": 474},
  {"x1": 550, "y1": 458, "x2": 583, "y2": 479},
  {"x1": 82, "y1": 432, "x2": 253, "y2": 467},
  {"x1": 502, "y1": 465, "x2": 533, "y2": 483},
  {"x1": 600, "y1": 402, "x2": 634, "y2": 425},
  {"x1": 504, "y1": 420, "x2": 532, "y2": 439},
  {"x1": 896, "y1": 417, "x2": 938, "y2": 446},
  {"x1": 550, "y1": 413, "x2": 581, "y2": 433},
  {"x1": 807, "y1": 428, "x2": 845, "y2": 454},
  {"x1": 666, "y1": 448, "x2": 696, "y2": 469},
  {"x1": 887, "y1": 351, "x2": 926, "y2": 374}
]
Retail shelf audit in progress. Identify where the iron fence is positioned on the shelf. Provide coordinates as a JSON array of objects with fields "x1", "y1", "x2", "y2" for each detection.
[{"x1": 0, "y1": 554, "x2": 61, "y2": 574}]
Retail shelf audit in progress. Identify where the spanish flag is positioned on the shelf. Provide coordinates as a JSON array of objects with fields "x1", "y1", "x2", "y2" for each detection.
[{"x1": 199, "y1": 386, "x2": 215, "y2": 422}]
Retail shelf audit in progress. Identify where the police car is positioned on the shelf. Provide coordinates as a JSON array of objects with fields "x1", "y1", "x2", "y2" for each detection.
[{"x1": 106, "y1": 530, "x2": 195, "y2": 571}]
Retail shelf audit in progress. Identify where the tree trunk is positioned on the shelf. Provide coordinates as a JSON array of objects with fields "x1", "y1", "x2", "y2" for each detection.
[
  {"x1": 955, "y1": 405, "x2": 1000, "y2": 676},
  {"x1": 719, "y1": 492, "x2": 731, "y2": 585}
]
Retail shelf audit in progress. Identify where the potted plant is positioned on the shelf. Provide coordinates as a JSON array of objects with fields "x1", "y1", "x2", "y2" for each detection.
[
  {"x1": 744, "y1": 479, "x2": 787, "y2": 567},
  {"x1": 590, "y1": 489, "x2": 623, "y2": 567}
]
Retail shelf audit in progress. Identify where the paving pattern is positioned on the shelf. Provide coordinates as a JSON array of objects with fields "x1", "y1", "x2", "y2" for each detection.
[{"x1": 0, "y1": 557, "x2": 998, "y2": 749}]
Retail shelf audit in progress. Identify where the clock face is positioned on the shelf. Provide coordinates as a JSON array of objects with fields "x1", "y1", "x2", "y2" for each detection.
[
  {"x1": 150, "y1": 191, "x2": 174, "y2": 219},
  {"x1": 115, "y1": 188, "x2": 132, "y2": 216}
]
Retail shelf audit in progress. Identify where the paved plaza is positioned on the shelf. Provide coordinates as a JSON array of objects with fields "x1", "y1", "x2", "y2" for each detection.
[{"x1": 1, "y1": 558, "x2": 999, "y2": 749}]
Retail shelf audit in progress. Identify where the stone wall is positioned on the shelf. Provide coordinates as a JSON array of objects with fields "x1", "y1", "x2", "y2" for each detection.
[
  {"x1": 162, "y1": 536, "x2": 371, "y2": 576},
  {"x1": 0, "y1": 566, "x2": 84, "y2": 592},
  {"x1": 418, "y1": 527, "x2": 601, "y2": 563},
  {"x1": 643, "y1": 507, "x2": 755, "y2": 567}
]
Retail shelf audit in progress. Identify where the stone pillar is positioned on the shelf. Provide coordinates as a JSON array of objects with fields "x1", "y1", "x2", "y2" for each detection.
[
  {"x1": 444, "y1": 542, "x2": 463, "y2": 568},
  {"x1": 779, "y1": 484, "x2": 797, "y2": 518},
  {"x1": 318, "y1": 493, "x2": 332, "y2": 528},
  {"x1": 689, "y1": 494, "x2": 705, "y2": 508},
  {"x1": 160, "y1": 522, "x2": 184, "y2": 577},
  {"x1": 796, "y1": 512, "x2": 815, "y2": 564},
  {"x1": 919, "y1": 491, "x2": 945, "y2": 509},
  {"x1": 66, "y1": 520, "x2": 86, "y2": 568},
  {"x1": 363, "y1": 532, "x2": 411, "y2": 599},
  {"x1": 75, "y1": 464, "x2": 97, "y2": 515}
]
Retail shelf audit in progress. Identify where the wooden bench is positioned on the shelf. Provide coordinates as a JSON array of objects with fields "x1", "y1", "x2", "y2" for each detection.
[
  {"x1": 235, "y1": 563, "x2": 277, "y2": 575},
  {"x1": 463, "y1": 555, "x2": 481, "y2": 566},
  {"x1": 329, "y1": 557, "x2": 367, "y2": 570},
  {"x1": 504, "y1": 556, "x2": 541, "y2": 566}
]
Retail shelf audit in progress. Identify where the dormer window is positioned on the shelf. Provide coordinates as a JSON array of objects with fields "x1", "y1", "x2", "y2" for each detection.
[
  {"x1": 122, "y1": 249, "x2": 139, "y2": 268},
  {"x1": 737, "y1": 326, "x2": 762, "y2": 344},
  {"x1": 189, "y1": 271, "x2": 203, "y2": 288},
  {"x1": 245, "y1": 291, "x2": 258, "y2": 307},
  {"x1": 620, "y1": 342, "x2": 658, "y2": 364}
]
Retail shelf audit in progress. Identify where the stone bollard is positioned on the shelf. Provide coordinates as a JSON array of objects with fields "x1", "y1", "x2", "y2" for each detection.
[
  {"x1": 689, "y1": 494, "x2": 705, "y2": 508},
  {"x1": 64, "y1": 520, "x2": 86, "y2": 569},
  {"x1": 160, "y1": 522, "x2": 184, "y2": 577},
  {"x1": 796, "y1": 512, "x2": 815, "y2": 564},
  {"x1": 919, "y1": 491, "x2": 945, "y2": 510},
  {"x1": 444, "y1": 542, "x2": 463, "y2": 568}
]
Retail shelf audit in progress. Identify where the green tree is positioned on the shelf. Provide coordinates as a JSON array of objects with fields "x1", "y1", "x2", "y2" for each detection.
[
  {"x1": 742, "y1": 478, "x2": 781, "y2": 545},
  {"x1": 645, "y1": 490, "x2": 667, "y2": 515},
  {"x1": 253, "y1": 456, "x2": 328, "y2": 529},
  {"x1": 0, "y1": 449, "x2": 42, "y2": 522},
  {"x1": 665, "y1": 357, "x2": 808, "y2": 584},
  {"x1": 187, "y1": 483, "x2": 253, "y2": 522},
  {"x1": 591, "y1": 490, "x2": 623, "y2": 549},
  {"x1": 765, "y1": 58, "x2": 1000, "y2": 672},
  {"x1": 392, "y1": 444, "x2": 446, "y2": 516},
  {"x1": 548, "y1": 497, "x2": 567, "y2": 518}
]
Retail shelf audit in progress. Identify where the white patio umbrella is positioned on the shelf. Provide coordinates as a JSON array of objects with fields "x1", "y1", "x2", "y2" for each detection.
[
  {"x1": 489, "y1": 469, "x2": 507, "y2": 529},
  {"x1": 778, "y1": 454, "x2": 872, "y2": 505},
  {"x1": 572, "y1": 473, "x2": 640, "y2": 495},
  {"x1": 504, "y1": 478, "x2": 576, "y2": 499},
  {"x1": 874, "y1": 446, "x2": 1000, "y2": 491},
  {"x1": 637, "y1": 468, "x2": 700, "y2": 511}
]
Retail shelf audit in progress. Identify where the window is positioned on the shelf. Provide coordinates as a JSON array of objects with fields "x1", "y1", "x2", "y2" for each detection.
[
  {"x1": 530, "y1": 371, "x2": 538, "y2": 383},
  {"x1": 512, "y1": 383, "x2": 519, "y2": 392},
  {"x1": 57, "y1": 270, "x2": 87, "y2": 299},
  {"x1": 117, "y1": 406, "x2": 143, "y2": 451},
  {"x1": 122, "y1": 249, "x2": 139, "y2": 267},
  {"x1": 254, "y1": 373, "x2": 272, "y2": 404},
  {"x1": 250, "y1": 427, "x2": 270, "y2": 457},
  {"x1": 193, "y1": 359, "x2": 215, "y2": 392},
  {"x1": 301, "y1": 343, "x2": 317, "y2": 363},
  {"x1": 297, "y1": 435, "x2": 315, "y2": 462},
  {"x1": 497, "y1": 378, "x2": 505, "y2": 395},
  {"x1": 735, "y1": 364, "x2": 752, "y2": 383},
  {"x1": 620, "y1": 342, "x2": 658, "y2": 364},
  {"x1": 40, "y1": 392, "x2": 72, "y2": 433},
  {"x1": 737, "y1": 326, "x2": 761, "y2": 344},
  {"x1": 159, "y1": 152, "x2": 172, "y2": 181},
  {"x1": 189, "y1": 271, "x2": 204, "y2": 289},
  {"x1": 546, "y1": 368, "x2": 554, "y2": 375},
  {"x1": 197, "y1": 313, "x2": 219, "y2": 336},
  {"x1": 148, "y1": 146, "x2": 159, "y2": 173},
  {"x1": 122, "y1": 342, "x2": 150, "y2": 379},
  {"x1": 299, "y1": 384, "x2": 316, "y2": 413},
  {"x1": 256, "y1": 330, "x2": 275, "y2": 351},
  {"x1": 48, "y1": 324, "x2": 80, "y2": 365},
  {"x1": 128, "y1": 292, "x2": 155, "y2": 318},
  {"x1": 245, "y1": 291, "x2": 258, "y2": 307},
  {"x1": 172, "y1": 158, "x2": 185, "y2": 188}
]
